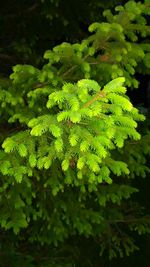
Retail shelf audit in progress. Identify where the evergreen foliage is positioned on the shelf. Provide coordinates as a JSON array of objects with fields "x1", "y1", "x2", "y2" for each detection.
[
  {"x1": 0, "y1": 1, "x2": 150, "y2": 266},
  {"x1": 0, "y1": 0, "x2": 126, "y2": 73}
]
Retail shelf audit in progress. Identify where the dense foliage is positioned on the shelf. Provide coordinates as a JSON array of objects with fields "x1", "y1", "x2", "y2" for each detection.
[{"x1": 0, "y1": 1, "x2": 150, "y2": 266}]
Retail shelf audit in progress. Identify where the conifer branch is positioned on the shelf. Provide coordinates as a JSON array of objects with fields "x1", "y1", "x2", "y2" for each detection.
[{"x1": 83, "y1": 91, "x2": 106, "y2": 108}]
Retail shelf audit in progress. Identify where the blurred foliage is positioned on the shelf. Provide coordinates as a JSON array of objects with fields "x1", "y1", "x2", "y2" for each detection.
[{"x1": 0, "y1": 0, "x2": 126, "y2": 73}]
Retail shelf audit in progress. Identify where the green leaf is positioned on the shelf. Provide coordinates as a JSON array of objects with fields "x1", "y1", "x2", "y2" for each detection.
[
  {"x1": 54, "y1": 138, "x2": 63, "y2": 152},
  {"x1": 18, "y1": 144, "x2": 28, "y2": 157},
  {"x1": 62, "y1": 160, "x2": 70, "y2": 171},
  {"x1": 69, "y1": 134, "x2": 79, "y2": 146},
  {"x1": 69, "y1": 112, "x2": 81, "y2": 123},
  {"x1": 77, "y1": 157, "x2": 85, "y2": 170},
  {"x1": 29, "y1": 154, "x2": 37, "y2": 167}
]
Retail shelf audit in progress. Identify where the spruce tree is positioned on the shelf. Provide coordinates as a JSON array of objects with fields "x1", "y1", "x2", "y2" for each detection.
[{"x1": 0, "y1": 1, "x2": 150, "y2": 265}]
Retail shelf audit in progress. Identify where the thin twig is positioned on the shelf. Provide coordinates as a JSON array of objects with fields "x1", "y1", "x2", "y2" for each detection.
[{"x1": 83, "y1": 91, "x2": 106, "y2": 108}]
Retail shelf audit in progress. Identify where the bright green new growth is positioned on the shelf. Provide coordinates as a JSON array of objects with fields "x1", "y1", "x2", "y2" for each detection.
[
  {"x1": 1, "y1": 77, "x2": 144, "y2": 187},
  {"x1": 0, "y1": 0, "x2": 150, "y2": 262}
]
